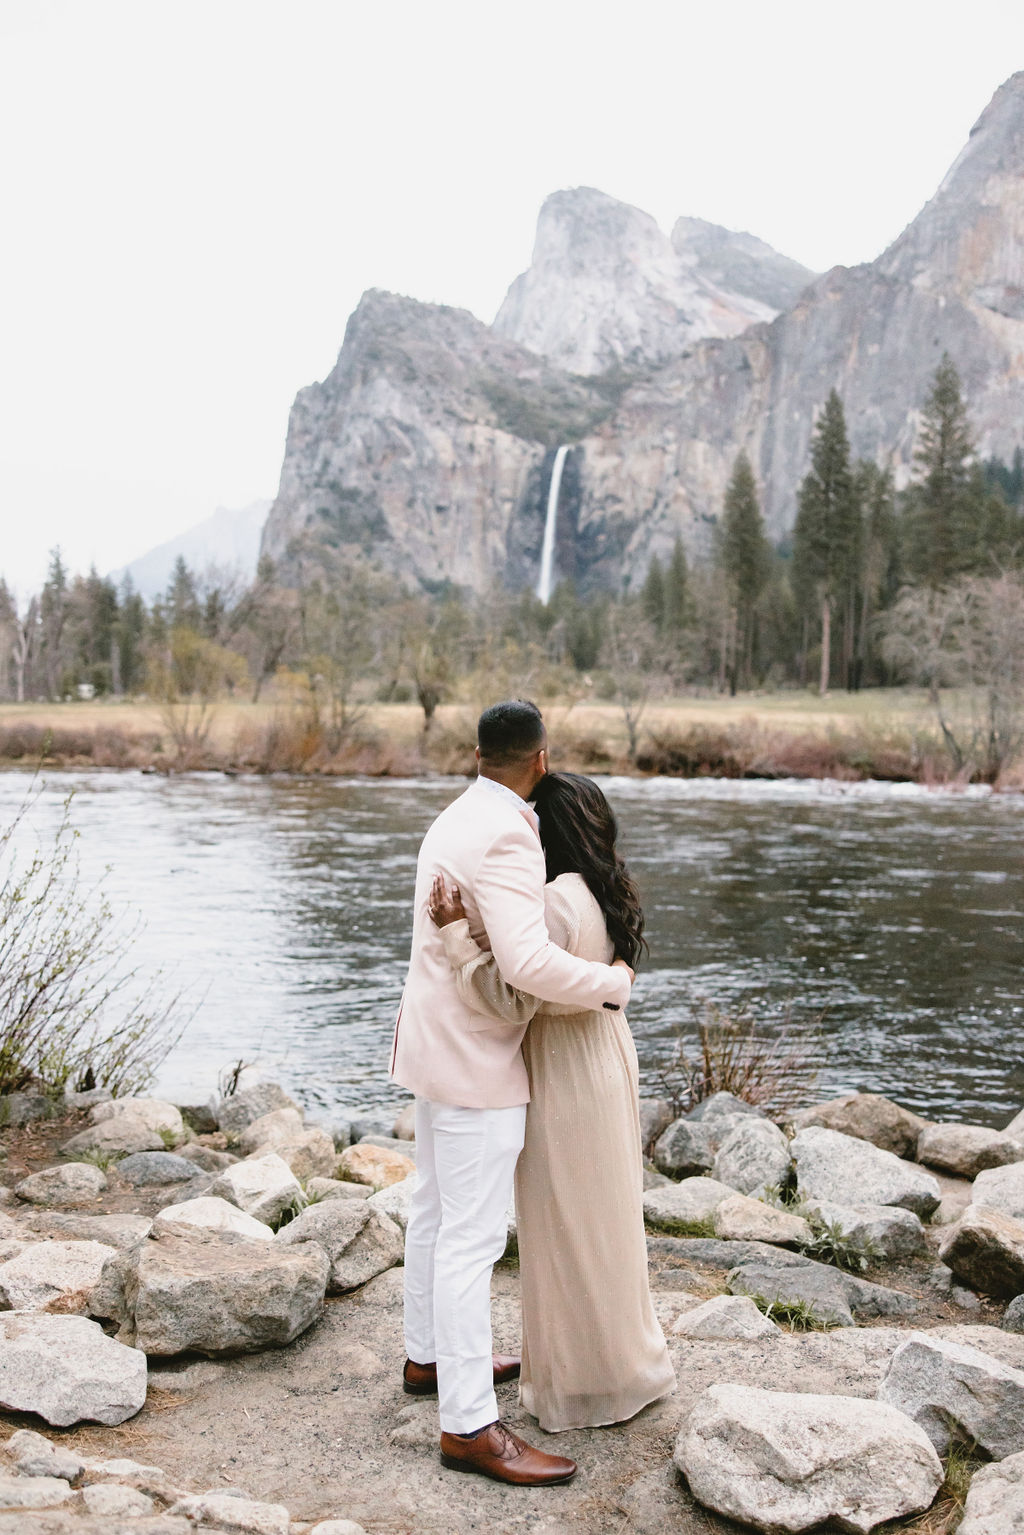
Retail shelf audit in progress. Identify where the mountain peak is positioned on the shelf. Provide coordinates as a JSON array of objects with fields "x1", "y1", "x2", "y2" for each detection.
[{"x1": 878, "y1": 71, "x2": 1024, "y2": 318}]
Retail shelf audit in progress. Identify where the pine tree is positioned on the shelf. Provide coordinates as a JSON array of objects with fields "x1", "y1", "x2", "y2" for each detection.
[
  {"x1": 166, "y1": 556, "x2": 200, "y2": 631},
  {"x1": 641, "y1": 557, "x2": 665, "y2": 630},
  {"x1": 39, "y1": 547, "x2": 69, "y2": 697},
  {"x1": 663, "y1": 537, "x2": 689, "y2": 637},
  {"x1": 792, "y1": 392, "x2": 860, "y2": 694},
  {"x1": 902, "y1": 356, "x2": 977, "y2": 586},
  {"x1": 719, "y1": 451, "x2": 771, "y2": 690}
]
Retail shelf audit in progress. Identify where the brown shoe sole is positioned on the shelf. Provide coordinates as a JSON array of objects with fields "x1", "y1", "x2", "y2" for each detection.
[{"x1": 439, "y1": 1451, "x2": 576, "y2": 1485}]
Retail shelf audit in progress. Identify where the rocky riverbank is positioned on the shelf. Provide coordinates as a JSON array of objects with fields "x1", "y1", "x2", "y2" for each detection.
[{"x1": 2, "y1": 1080, "x2": 1024, "y2": 1532}]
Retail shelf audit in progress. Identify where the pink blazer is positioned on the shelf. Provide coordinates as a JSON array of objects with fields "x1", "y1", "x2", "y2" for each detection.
[{"x1": 389, "y1": 777, "x2": 632, "y2": 1109}]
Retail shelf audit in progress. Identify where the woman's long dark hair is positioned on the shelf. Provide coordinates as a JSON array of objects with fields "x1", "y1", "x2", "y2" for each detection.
[{"x1": 531, "y1": 772, "x2": 647, "y2": 969}]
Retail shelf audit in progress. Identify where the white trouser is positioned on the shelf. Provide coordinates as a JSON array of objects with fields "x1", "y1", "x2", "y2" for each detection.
[{"x1": 403, "y1": 1096, "x2": 527, "y2": 1434}]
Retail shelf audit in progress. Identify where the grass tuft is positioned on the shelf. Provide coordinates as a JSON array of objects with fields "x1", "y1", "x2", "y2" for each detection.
[
  {"x1": 747, "y1": 1292, "x2": 833, "y2": 1331},
  {"x1": 645, "y1": 1215, "x2": 718, "y2": 1240},
  {"x1": 800, "y1": 1216, "x2": 882, "y2": 1275}
]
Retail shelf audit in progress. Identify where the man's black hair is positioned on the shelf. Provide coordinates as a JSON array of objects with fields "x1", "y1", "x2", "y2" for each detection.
[{"x1": 477, "y1": 699, "x2": 544, "y2": 765}]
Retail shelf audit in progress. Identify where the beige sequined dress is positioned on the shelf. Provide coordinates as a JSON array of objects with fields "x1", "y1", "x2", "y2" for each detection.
[{"x1": 440, "y1": 871, "x2": 675, "y2": 1432}]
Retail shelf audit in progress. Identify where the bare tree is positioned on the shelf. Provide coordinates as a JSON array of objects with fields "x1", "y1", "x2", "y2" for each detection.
[{"x1": 882, "y1": 573, "x2": 1024, "y2": 779}]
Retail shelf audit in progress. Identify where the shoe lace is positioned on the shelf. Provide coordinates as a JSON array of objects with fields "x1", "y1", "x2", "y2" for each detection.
[{"x1": 492, "y1": 1421, "x2": 524, "y2": 1459}]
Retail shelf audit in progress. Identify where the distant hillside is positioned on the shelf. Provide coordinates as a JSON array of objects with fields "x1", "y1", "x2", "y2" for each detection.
[{"x1": 111, "y1": 499, "x2": 271, "y2": 599}]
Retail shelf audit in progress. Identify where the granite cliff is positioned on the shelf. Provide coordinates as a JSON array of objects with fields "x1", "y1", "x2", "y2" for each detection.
[{"x1": 261, "y1": 72, "x2": 1024, "y2": 595}]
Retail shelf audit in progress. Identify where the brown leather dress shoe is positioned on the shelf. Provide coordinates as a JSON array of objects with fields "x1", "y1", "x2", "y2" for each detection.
[
  {"x1": 439, "y1": 1421, "x2": 577, "y2": 1485},
  {"x1": 403, "y1": 1355, "x2": 521, "y2": 1396}
]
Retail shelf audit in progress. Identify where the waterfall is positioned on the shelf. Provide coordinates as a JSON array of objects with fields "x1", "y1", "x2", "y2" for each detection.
[{"x1": 536, "y1": 444, "x2": 568, "y2": 604}]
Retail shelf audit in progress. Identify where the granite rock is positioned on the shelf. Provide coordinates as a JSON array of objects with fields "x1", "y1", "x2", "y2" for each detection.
[
  {"x1": 792, "y1": 1127, "x2": 940, "y2": 1218},
  {"x1": 0, "y1": 1312, "x2": 147, "y2": 1425}
]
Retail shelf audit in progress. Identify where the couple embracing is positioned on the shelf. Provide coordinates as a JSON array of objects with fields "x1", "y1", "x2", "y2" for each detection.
[{"x1": 389, "y1": 699, "x2": 674, "y2": 1486}]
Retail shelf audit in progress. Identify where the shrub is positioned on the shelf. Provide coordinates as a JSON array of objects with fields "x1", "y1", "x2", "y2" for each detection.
[
  {"x1": 0, "y1": 786, "x2": 188, "y2": 1096},
  {"x1": 655, "y1": 1000, "x2": 820, "y2": 1119}
]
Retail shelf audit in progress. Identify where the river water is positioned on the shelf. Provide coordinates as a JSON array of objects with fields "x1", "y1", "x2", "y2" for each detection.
[{"x1": 1, "y1": 771, "x2": 1021, "y2": 1127}]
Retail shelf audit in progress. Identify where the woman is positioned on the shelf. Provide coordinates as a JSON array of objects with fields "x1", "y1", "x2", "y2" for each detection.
[{"x1": 427, "y1": 771, "x2": 674, "y2": 1434}]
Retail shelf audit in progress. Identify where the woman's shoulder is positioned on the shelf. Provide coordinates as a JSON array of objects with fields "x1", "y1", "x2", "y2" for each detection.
[{"x1": 545, "y1": 871, "x2": 599, "y2": 914}]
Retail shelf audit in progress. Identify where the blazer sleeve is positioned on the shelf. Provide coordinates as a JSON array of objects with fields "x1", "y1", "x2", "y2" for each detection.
[
  {"x1": 439, "y1": 919, "x2": 540, "y2": 1026},
  {"x1": 472, "y1": 821, "x2": 631, "y2": 1012}
]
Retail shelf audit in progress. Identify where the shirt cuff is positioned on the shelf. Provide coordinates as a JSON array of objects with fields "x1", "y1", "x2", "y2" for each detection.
[{"x1": 439, "y1": 918, "x2": 484, "y2": 971}]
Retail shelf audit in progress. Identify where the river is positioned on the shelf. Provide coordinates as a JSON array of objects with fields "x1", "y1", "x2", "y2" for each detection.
[{"x1": 1, "y1": 771, "x2": 1021, "y2": 1127}]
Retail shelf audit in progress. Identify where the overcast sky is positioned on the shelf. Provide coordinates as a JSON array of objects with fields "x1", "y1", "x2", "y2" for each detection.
[{"x1": 2, "y1": 0, "x2": 1023, "y2": 596}]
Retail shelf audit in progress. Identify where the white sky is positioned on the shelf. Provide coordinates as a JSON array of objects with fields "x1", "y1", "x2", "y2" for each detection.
[{"x1": 2, "y1": 0, "x2": 1023, "y2": 596}]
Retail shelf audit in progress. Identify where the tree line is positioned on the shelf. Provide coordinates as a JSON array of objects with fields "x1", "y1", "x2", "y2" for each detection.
[{"x1": 1, "y1": 356, "x2": 1022, "y2": 725}]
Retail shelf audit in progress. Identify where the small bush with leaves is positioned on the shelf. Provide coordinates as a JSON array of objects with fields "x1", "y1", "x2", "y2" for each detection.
[
  {"x1": 800, "y1": 1216, "x2": 881, "y2": 1274},
  {"x1": 655, "y1": 999, "x2": 820, "y2": 1119},
  {"x1": 748, "y1": 1292, "x2": 833, "y2": 1332},
  {"x1": 0, "y1": 786, "x2": 188, "y2": 1097}
]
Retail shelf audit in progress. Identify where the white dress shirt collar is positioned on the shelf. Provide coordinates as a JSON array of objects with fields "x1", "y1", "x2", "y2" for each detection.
[{"x1": 474, "y1": 773, "x2": 540, "y2": 833}]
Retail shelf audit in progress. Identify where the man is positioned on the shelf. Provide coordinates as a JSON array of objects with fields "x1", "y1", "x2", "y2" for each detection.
[{"x1": 390, "y1": 699, "x2": 633, "y2": 1486}]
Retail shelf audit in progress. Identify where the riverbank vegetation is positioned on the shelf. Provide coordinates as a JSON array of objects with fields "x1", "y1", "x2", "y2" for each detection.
[{"x1": 1, "y1": 359, "x2": 1022, "y2": 784}]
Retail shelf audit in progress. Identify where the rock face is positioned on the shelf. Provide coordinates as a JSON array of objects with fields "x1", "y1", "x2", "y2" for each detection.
[
  {"x1": 675, "y1": 1383, "x2": 942, "y2": 1534},
  {"x1": 879, "y1": 1332, "x2": 1024, "y2": 1459},
  {"x1": 261, "y1": 73, "x2": 1024, "y2": 596},
  {"x1": 0, "y1": 1313, "x2": 147, "y2": 1425},
  {"x1": 492, "y1": 187, "x2": 805, "y2": 374},
  {"x1": 109, "y1": 1224, "x2": 330, "y2": 1356},
  {"x1": 939, "y1": 1206, "x2": 1024, "y2": 1297},
  {"x1": 960, "y1": 1449, "x2": 1024, "y2": 1534},
  {"x1": 792, "y1": 1127, "x2": 941, "y2": 1218}
]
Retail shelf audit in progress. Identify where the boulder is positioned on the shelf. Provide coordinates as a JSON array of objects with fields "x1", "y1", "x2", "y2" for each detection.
[
  {"x1": 114, "y1": 1152, "x2": 202, "y2": 1188},
  {"x1": 338, "y1": 1143, "x2": 415, "y2": 1191},
  {"x1": 309, "y1": 1524, "x2": 369, "y2": 1535},
  {"x1": 210, "y1": 1153, "x2": 303, "y2": 1226},
  {"x1": 918, "y1": 1122, "x2": 1024, "y2": 1178},
  {"x1": 216, "y1": 1082, "x2": 299, "y2": 1139},
  {"x1": 638, "y1": 1097, "x2": 674, "y2": 1150},
  {"x1": 306, "y1": 1177, "x2": 371, "y2": 1203},
  {"x1": 248, "y1": 1127, "x2": 337, "y2": 1182},
  {"x1": 1005, "y1": 1107, "x2": 1024, "y2": 1138},
  {"x1": 0, "y1": 1092, "x2": 56, "y2": 1128},
  {"x1": 792, "y1": 1127, "x2": 941, "y2": 1218},
  {"x1": 83, "y1": 1482, "x2": 156, "y2": 1516},
  {"x1": 168, "y1": 1491, "x2": 290, "y2": 1534},
  {"x1": 62, "y1": 1087, "x2": 112, "y2": 1109},
  {"x1": 153, "y1": 1196, "x2": 274, "y2": 1242},
  {"x1": 0, "y1": 1472, "x2": 74, "y2": 1507},
  {"x1": 959, "y1": 1449, "x2": 1024, "y2": 1534},
  {"x1": 973, "y1": 1161, "x2": 1024, "y2": 1223},
  {"x1": 687, "y1": 1090, "x2": 765, "y2": 1125},
  {"x1": 879, "y1": 1331, "x2": 1024, "y2": 1459},
  {"x1": 5, "y1": 1427, "x2": 85, "y2": 1480},
  {"x1": 712, "y1": 1193, "x2": 812, "y2": 1247},
  {"x1": 90, "y1": 1097, "x2": 185, "y2": 1142},
  {"x1": 1003, "y1": 1295, "x2": 1024, "y2": 1333},
  {"x1": 61, "y1": 1115, "x2": 164, "y2": 1158},
  {"x1": 939, "y1": 1207, "x2": 1024, "y2": 1298},
  {"x1": 177, "y1": 1101, "x2": 218, "y2": 1136},
  {"x1": 177, "y1": 1142, "x2": 237, "y2": 1173},
  {"x1": 642, "y1": 1177, "x2": 735, "y2": 1231},
  {"x1": 346, "y1": 1108, "x2": 395, "y2": 1141},
  {"x1": 670, "y1": 1294, "x2": 779, "y2": 1340},
  {"x1": 392, "y1": 1102, "x2": 416, "y2": 1140},
  {"x1": 238, "y1": 1107, "x2": 305, "y2": 1156},
  {"x1": 15, "y1": 1163, "x2": 108, "y2": 1208},
  {"x1": 652, "y1": 1119, "x2": 714, "y2": 1179},
  {"x1": 112, "y1": 1224, "x2": 329, "y2": 1355},
  {"x1": 366, "y1": 1175, "x2": 416, "y2": 1233},
  {"x1": 274, "y1": 1198, "x2": 404, "y2": 1291},
  {"x1": 0, "y1": 1312, "x2": 147, "y2": 1425},
  {"x1": 802, "y1": 1199, "x2": 928, "y2": 1260},
  {"x1": 357, "y1": 1134, "x2": 419, "y2": 1160},
  {"x1": 727, "y1": 1251, "x2": 919, "y2": 1329},
  {"x1": 712, "y1": 1118, "x2": 792, "y2": 1197},
  {"x1": 675, "y1": 1382, "x2": 942, "y2": 1534},
  {"x1": 792, "y1": 1092, "x2": 927, "y2": 1158},
  {"x1": 0, "y1": 1238, "x2": 116, "y2": 1313},
  {"x1": 21, "y1": 1211, "x2": 151, "y2": 1249}
]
